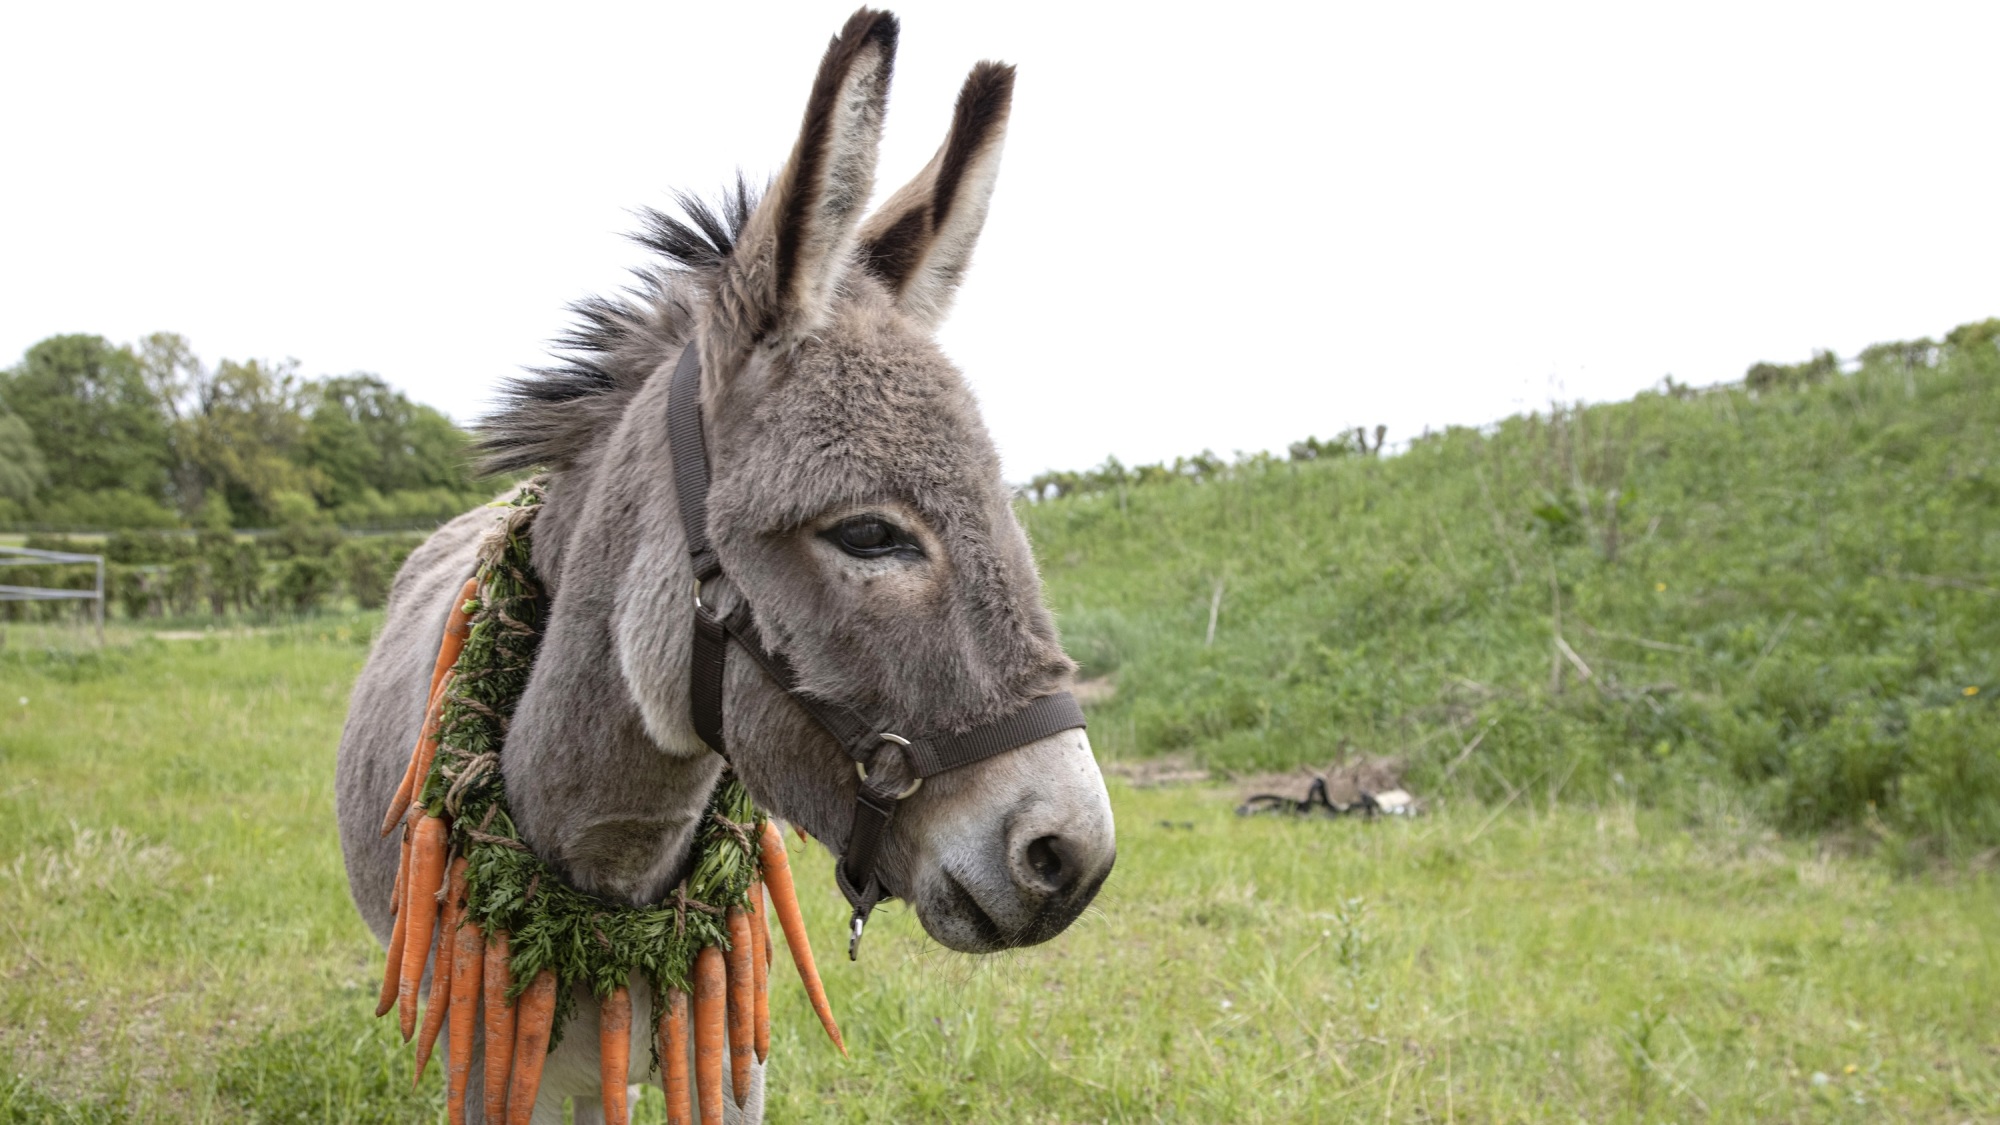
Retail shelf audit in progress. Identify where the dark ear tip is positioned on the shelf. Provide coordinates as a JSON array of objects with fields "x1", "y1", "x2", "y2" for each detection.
[
  {"x1": 839, "y1": 7, "x2": 901, "y2": 55},
  {"x1": 968, "y1": 59, "x2": 1018, "y2": 88},
  {"x1": 959, "y1": 60, "x2": 1016, "y2": 114}
]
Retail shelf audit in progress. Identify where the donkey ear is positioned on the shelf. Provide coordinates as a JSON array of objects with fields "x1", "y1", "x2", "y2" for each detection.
[
  {"x1": 856, "y1": 60, "x2": 1014, "y2": 330},
  {"x1": 714, "y1": 8, "x2": 899, "y2": 357}
]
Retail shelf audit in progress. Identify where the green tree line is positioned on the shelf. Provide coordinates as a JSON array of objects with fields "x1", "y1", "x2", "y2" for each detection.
[{"x1": 0, "y1": 332, "x2": 501, "y2": 530}]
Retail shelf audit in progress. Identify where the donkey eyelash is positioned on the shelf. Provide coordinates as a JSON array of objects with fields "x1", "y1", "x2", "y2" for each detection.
[{"x1": 821, "y1": 516, "x2": 923, "y2": 560}]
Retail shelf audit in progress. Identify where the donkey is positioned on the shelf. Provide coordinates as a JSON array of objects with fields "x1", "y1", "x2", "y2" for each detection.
[{"x1": 334, "y1": 9, "x2": 1116, "y2": 1122}]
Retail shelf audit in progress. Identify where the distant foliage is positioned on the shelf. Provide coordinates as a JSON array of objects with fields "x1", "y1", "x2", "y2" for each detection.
[
  {"x1": 1022, "y1": 428, "x2": 1394, "y2": 505},
  {"x1": 0, "y1": 332, "x2": 504, "y2": 530},
  {"x1": 1744, "y1": 348, "x2": 1840, "y2": 392},
  {"x1": 1025, "y1": 317, "x2": 2000, "y2": 852},
  {"x1": 5, "y1": 528, "x2": 425, "y2": 623},
  {"x1": 1290, "y1": 425, "x2": 1386, "y2": 462}
]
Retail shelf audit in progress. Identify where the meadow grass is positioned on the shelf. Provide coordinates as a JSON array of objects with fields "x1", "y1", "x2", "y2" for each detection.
[{"x1": 3, "y1": 625, "x2": 1996, "y2": 1122}]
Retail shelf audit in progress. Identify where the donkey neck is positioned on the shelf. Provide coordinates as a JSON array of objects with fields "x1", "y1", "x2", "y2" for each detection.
[{"x1": 498, "y1": 379, "x2": 722, "y2": 906}]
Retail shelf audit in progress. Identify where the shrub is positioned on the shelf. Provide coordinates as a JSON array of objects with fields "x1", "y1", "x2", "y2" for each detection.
[
  {"x1": 1776, "y1": 701, "x2": 1903, "y2": 833},
  {"x1": 272, "y1": 556, "x2": 335, "y2": 614},
  {"x1": 334, "y1": 536, "x2": 421, "y2": 610},
  {"x1": 1896, "y1": 702, "x2": 2000, "y2": 848}
]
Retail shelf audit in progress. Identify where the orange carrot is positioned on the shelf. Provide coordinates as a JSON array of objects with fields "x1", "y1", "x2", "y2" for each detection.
[
  {"x1": 405, "y1": 684, "x2": 451, "y2": 821},
  {"x1": 506, "y1": 968, "x2": 558, "y2": 1125},
  {"x1": 414, "y1": 857, "x2": 466, "y2": 1083},
  {"x1": 446, "y1": 912, "x2": 484, "y2": 1124},
  {"x1": 598, "y1": 986, "x2": 632, "y2": 1125},
  {"x1": 749, "y1": 883, "x2": 770, "y2": 1063},
  {"x1": 658, "y1": 987, "x2": 692, "y2": 1125},
  {"x1": 382, "y1": 574, "x2": 475, "y2": 838},
  {"x1": 725, "y1": 907, "x2": 754, "y2": 1107},
  {"x1": 692, "y1": 945, "x2": 726, "y2": 1124},
  {"x1": 380, "y1": 686, "x2": 447, "y2": 836},
  {"x1": 399, "y1": 813, "x2": 449, "y2": 1041},
  {"x1": 383, "y1": 750, "x2": 419, "y2": 838},
  {"x1": 430, "y1": 577, "x2": 479, "y2": 684},
  {"x1": 377, "y1": 809, "x2": 416, "y2": 1017},
  {"x1": 482, "y1": 931, "x2": 517, "y2": 1125},
  {"x1": 389, "y1": 831, "x2": 404, "y2": 915},
  {"x1": 759, "y1": 819, "x2": 845, "y2": 1054}
]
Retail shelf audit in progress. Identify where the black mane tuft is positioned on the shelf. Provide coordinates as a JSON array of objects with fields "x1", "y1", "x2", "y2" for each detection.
[
  {"x1": 477, "y1": 179, "x2": 761, "y2": 475},
  {"x1": 632, "y1": 175, "x2": 757, "y2": 272}
]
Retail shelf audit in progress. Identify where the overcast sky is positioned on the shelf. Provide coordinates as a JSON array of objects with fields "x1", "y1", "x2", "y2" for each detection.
[{"x1": 3, "y1": 1, "x2": 1995, "y2": 479}]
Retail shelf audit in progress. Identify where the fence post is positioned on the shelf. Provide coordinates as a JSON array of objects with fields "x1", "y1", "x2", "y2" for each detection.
[{"x1": 95, "y1": 555, "x2": 105, "y2": 644}]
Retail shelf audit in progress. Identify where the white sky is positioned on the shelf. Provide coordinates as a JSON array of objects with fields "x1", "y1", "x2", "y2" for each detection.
[{"x1": 3, "y1": 1, "x2": 1995, "y2": 479}]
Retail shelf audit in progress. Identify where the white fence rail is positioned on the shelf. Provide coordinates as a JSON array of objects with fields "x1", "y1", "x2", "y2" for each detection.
[{"x1": 0, "y1": 546, "x2": 105, "y2": 642}]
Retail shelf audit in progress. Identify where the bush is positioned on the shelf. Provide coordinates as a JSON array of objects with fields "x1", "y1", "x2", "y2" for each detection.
[
  {"x1": 1896, "y1": 702, "x2": 2000, "y2": 848},
  {"x1": 1744, "y1": 349, "x2": 1840, "y2": 392},
  {"x1": 334, "y1": 536, "x2": 421, "y2": 610},
  {"x1": 104, "y1": 529, "x2": 189, "y2": 565},
  {"x1": 272, "y1": 556, "x2": 336, "y2": 614},
  {"x1": 16, "y1": 488, "x2": 180, "y2": 531},
  {"x1": 1776, "y1": 701, "x2": 1903, "y2": 832},
  {"x1": 111, "y1": 566, "x2": 160, "y2": 619}
]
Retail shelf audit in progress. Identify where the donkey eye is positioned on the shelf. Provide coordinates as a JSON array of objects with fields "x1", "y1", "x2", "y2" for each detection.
[{"x1": 824, "y1": 517, "x2": 913, "y2": 559}]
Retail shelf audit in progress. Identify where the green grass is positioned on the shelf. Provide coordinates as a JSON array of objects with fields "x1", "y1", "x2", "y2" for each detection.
[
  {"x1": 1023, "y1": 333, "x2": 2000, "y2": 850},
  {"x1": 4, "y1": 627, "x2": 1997, "y2": 1121}
]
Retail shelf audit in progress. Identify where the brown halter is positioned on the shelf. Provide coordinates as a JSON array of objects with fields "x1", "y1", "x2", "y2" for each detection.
[{"x1": 666, "y1": 342, "x2": 1085, "y2": 958}]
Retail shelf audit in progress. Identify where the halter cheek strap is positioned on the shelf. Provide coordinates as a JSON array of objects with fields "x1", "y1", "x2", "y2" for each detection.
[{"x1": 665, "y1": 342, "x2": 1085, "y2": 958}]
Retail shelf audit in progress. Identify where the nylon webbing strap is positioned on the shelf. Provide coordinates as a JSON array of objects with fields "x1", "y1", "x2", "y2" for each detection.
[
  {"x1": 666, "y1": 344, "x2": 721, "y2": 583},
  {"x1": 904, "y1": 692, "x2": 1086, "y2": 778},
  {"x1": 690, "y1": 607, "x2": 731, "y2": 755},
  {"x1": 663, "y1": 334, "x2": 1088, "y2": 957},
  {"x1": 723, "y1": 610, "x2": 877, "y2": 754},
  {"x1": 835, "y1": 789, "x2": 898, "y2": 924}
]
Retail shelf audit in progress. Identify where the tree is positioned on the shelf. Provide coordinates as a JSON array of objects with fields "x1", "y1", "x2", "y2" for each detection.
[
  {"x1": 138, "y1": 331, "x2": 210, "y2": 516},
  {"x1": 0, "y1": 334, "x2": 172, "y2": 499},
  {"x1": 300, "y1": 374, "x2": 475, "y2": 503},
  {"x1": 188, "y1": 358, "x2": 310, "y2": 525},
  {"x1": 3, "y1": 331, "x2": 490, "y2": 530},
  {"x1": 0, "y1": 412, "x2": 48, "y2": 504}
]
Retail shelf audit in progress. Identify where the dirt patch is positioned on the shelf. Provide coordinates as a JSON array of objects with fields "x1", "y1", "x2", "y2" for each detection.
[
  {"x1": 153, "y1": 628, "x2": 269, "y2": 641},
  {"x1": 1071, "y1": 676, "x2": 1117, "y2": 707},
  {"x1": 1102, "y1": 753, "x2": 1210, "y2": 788}
]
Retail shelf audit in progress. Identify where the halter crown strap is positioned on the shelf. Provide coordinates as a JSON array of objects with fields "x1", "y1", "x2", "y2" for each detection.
[
  {"x1": 665, "y1": 344, "x2": 722, "y2": 584},
  {"x1": 664, "y1": 340, "x2": 1085, "y2": 958}
]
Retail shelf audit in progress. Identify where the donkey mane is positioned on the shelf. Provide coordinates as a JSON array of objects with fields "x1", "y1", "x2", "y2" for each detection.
[{"x1": 477, "y1": 178, "x2": 761, "y2": 474}]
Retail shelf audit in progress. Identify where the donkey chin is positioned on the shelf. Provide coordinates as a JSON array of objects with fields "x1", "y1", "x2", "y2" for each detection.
[{"x1": 894, "y1": 728, "x2": 1117, "y2": 953}]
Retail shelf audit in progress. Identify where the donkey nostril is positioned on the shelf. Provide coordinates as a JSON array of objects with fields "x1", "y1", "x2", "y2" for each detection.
[{"x1": 1024, "y1": 836, "x2": 1065, "y2": 887}]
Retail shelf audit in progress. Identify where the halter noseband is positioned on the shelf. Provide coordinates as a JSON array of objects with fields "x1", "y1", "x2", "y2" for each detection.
[{"x1": 666, "y1": 342, "x2": 1086, "y2": 958}]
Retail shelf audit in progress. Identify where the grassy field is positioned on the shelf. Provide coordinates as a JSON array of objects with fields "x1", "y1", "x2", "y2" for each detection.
[{"x1": 3, "y1": 624, "x2": 1996, "y2": 1122}]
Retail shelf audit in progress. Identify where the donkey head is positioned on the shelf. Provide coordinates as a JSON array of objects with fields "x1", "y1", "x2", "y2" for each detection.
[
  {"x1": 673, "y1": 10, "x2": 1111, "y2": 952},
  {"x1": 512, "y1": 10, "x2": 1112, "y2": 952}
]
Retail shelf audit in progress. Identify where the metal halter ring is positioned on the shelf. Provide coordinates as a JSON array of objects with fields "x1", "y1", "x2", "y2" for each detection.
[
  {"x1": 692, "y1": 578, "x2": 705, "y2": 610},
  {"x1": 855, "y1": 732, "x2": 922, "y2": 798}
]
